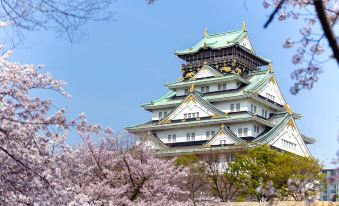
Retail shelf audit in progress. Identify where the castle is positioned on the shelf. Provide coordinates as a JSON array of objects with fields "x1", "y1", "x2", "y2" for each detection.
[{"x1": 126, "y1": 22, "x2": 315, "y2": 159}]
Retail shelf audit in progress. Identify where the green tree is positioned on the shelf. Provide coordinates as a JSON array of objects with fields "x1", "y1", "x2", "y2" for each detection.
[
  {"x1": 228, "y1": 146, "x2": 323, "y2": 201},
  {"x1": 205, "y1": 152, "x2": 243, "y2": 202}
]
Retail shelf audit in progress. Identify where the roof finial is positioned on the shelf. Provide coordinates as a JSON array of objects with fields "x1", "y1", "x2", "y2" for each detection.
[
  {"x1": 203, "y1": 27, "x2": 208, "y2": 37},
  {"x1": 242, "y1": 21, "x2": 247, "y2": 32},
  {"x1": 189, "y1": 84, "x2": 195, "y2": 93},
  {"x1": 268, "y1": 63, "x2": 273, "y2": 72}
]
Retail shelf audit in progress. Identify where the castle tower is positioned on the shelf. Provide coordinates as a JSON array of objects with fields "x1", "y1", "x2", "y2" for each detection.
[{"x1": 126, "y1": 23, "x2": 315, "y2": 158}]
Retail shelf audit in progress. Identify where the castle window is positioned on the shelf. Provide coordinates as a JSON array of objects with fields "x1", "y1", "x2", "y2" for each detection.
[
  {"x1": 191, "y1": 132, "x2": 195, "y2": 141},
  {"x1": 186, "y1": 133, "x2": 191, "y2": 141},
  {"x1": 192, "y1": 113, "x2": 196, "y2": 118},
  {"x1": 172, "y1": 134, "x2": 176, "y2": 142},
  {"x1": 196, "y1": 112, "x2": 199, "y2": 118},
  {"x1": 230, "y1": 104, "x2": 235, "y2": 112},
  {"x1": 218, "y1": 83, "x2": 227, "y2": 91},
  {"x1": 262, "y1": 109, "x2": 268, "y2": 118},
  {"x1": 188, "y1": 113, "x2": 191, "y2": 118},
  {"x1": 266, "y1": 93, "x2": 275, "y2": 102},
  {"x1": 206, "y1": 130, "x2": 215, "y2": 139},
  {"x1": 164, "y1": 111, "x2": 167, "y2": 117},
  {"x1": 251, "y1": 104, "x2": 257, "y2": 114},
  {"x1": 254, "y1": 125, "x2": 259, "y2": 133},
  {"x1": 184, "y1": 88, "x2": 188, "y2": 95},
  {"x1": 236, "y1": 103, "x2": 240, "y2": 111},
  {"x1": 159, "y1": 112, "x2": 163, "y2": 119},
  {"x1": 211, "y1": 130, "x2": 216, "y2": 137},
  {"x1": 281, "y1": 139, "x2": 296, "y2": 150},
  {"x1": 200, "y1": 86, "x2": 209, "y2": 93},
  {"x1": 168, "y1": 134, "x2": 176, "y2": 143},
  {"x1": 184, "y1": 114, "x2": 187, "y2": 119},
  {"x1": 243, "y1": 128, "x2": 248, "y2": 136},
  {"x1": 238, "y1": 128, "x2": 243, "y2": 137}
]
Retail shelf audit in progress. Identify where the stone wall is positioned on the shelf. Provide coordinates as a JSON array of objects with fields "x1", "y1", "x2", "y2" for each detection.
[{"x1": 208, "y1": 201, "x2": 338, "y2": 206}]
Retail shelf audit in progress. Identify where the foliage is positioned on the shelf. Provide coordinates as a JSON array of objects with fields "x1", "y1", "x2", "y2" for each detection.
[
  {"x1": 228, "y1": 146, "x2": 323, "y2": 202},
  {"x1": 204, "y1": 152, "x2": 242, "y2": 202}
]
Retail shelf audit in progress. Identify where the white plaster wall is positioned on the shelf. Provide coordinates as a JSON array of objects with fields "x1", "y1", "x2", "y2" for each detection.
[
  {"x1": 246, "y1": 99, "x2": 274, "y2": 118},
  {"x1": 270, "y1": 122, "x2": 310, "y2": 157},
  {"x1": 170, "y1": 101, "x2": 212, "y2": 120},
  {"x1": 258, "y1": 80, "x2": 285, "y2": 105},
  {"x1": 174, "y1": 80, "x2": 238, "y2": 97},
  {"x1": 195, "y1": 69, "x2": 214, "y2": 79},
  {"x1": 156, "y1": 126, "x2": 220, "y2": 143},
  {"x1": 213, "y1": 99, "x2": 249, "y2": 113},
  {"x1": 239, "y1": 36, "x2": 253, "y2": 51},
  {"x1": 151, "y1": 109, "x2": 173, "y2": 121},
  {"x1": 229, "y1": 122, "x2": 252, "y2": 137},
  {"x1": 176, "y1": 88, "x2": 188, "y2": 96}
]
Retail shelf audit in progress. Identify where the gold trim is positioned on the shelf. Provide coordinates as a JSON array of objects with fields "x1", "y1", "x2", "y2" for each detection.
[
  {"x1": 242, "y1": 21, "x2": 247, "y2": 32},
  {"x1": 268, "y1": 63, "x2": 273, "y2": 73},
  {"x1": 231, "y1": 59, "x2": 237, "y2": 66},
  {"x1": 269, "y1": 76, "x2": 276, "y2": 84},
  {"x1": 235, "y1": 67, "x2": 242, "y2": 75},
  {"x1": 203, "y1": 27, "x2": 208, "y2": 37},
  {"x1": 288, "y1": 119, "x2": 296, "y2": 131},
  {"x1": 284, "y1": 104, "x2": 293, "y2": 115},
  {"x1": 185, "y1": 72, "x2": 195, "y2": 79},
  {"x1": 220, "y1": 66, "x2": 231, "y2": 73},
  {"x1": 189, "y1": 84, "x2": 195, "y2": 93}
]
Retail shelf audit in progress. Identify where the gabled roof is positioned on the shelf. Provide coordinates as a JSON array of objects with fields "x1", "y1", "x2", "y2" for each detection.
[
  {"x1": 126, "y1": 111, "x2": 274, "y2": 132},
  {"x1": 159, "y1": 91, "x2": 227, "y2": 124},
  {"x1": 192, "y1": 65, "x2": 223, "y2": 79},
  {"x1": 143, "y1": 70, "x2": 273, "y2": 110},
  {"x1": 204, "y1": 124, "x2": 244, "y2": 146},
  {"x1": 252, "y1": 114, "x2": 315, "y2": 146},
  {"x1": 175, "y1": 28, "x2": 247, "y2": 55}
]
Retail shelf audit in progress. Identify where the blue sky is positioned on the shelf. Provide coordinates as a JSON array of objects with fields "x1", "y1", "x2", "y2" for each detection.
[{"x1": 6, "y1": 0, "x2": 339, "y2": 166}]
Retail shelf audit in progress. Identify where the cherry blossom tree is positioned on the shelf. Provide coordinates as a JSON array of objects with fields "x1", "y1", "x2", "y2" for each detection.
[
  {"x1": 70, "y1": 139, "x2": 190, "y2": 205},
  {"x1": 0, "y1": 35, "x2": 190, "y2": 205},
  {"x1": 263, "y1": 0, "x2": 338, "y2": 94},
  {"x1": 0, "y1": 0, "x2": 113, "y2": 42}
]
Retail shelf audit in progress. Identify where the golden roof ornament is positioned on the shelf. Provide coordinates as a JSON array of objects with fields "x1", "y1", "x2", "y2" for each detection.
[
  {"x1": 220, "y1": 124, "x2": 225, "y2": 129},
  {"x1": 242, "y1": 21, "x2": 247, "y2": 32},
  {"x1": 268, "y1": 63, "x2": 273, "y2": 73},
  {"x1": 189, "y1": 84, "x2": 195, "y2": 93},
  {"x1": 203, "y1": 27, "x2": 208, "y2": 37},
  {"x1": 284, "y1": 104, "x2": 293, "y2": 115}
]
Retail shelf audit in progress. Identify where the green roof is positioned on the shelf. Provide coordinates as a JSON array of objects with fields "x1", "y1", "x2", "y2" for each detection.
[
  {"x1": 165, "y1": 72, "x2": 250, "y2": 89},
  {"x1": 126, "y1": 111, "x2": 274, "y2": 132},
  {"x1": 175, "y1": 28, "x2": 246, "y2": 55},
  {"x1": 143, "y1": 70, "x2": 272, "y2": 110}
]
